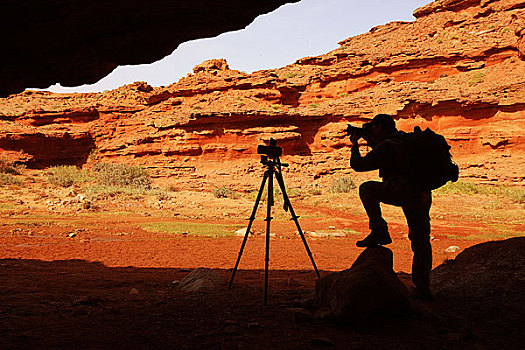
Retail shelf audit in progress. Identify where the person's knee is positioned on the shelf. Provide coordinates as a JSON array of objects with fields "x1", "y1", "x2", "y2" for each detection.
[{"x1": 359, "y1": 181, "x2": 379, "y2": 199}]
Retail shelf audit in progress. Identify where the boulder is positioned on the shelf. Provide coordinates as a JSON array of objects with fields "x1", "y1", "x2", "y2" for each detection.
[
  {"x1": 177, "y1": 267, "x2": 227, "y2": 293},
  {"x1": 312, "y1": 246, "x2": 410, "y2": 321},
  {"x1": 193, "y1": 59, "x2": 230, "y2": 74},
  {"x1": 432, "y1": 237, "x2": 525, "y2": 298},
  {"x1": 430, "y1": 237, "x2": 525, "y2": 347}
]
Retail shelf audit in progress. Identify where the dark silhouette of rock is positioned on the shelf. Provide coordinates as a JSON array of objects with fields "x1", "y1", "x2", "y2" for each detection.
[
  {"x1": 0, "y1": 0, "x2": 297, "y2": 97},
  {"x1": 312, "y1": 246, "x2": 410, "y2": 322},
  {"x1": 432, "y1": 236, "x2": 525, "y2": 306},
  {"x1": 430, "y1": 237, "x2": 525, "y2": 348}
]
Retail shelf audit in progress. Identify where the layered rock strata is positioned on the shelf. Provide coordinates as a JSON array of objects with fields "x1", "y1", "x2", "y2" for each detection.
[{"x1": 1, "y1": 0, "x2": 524, "y2": 190}]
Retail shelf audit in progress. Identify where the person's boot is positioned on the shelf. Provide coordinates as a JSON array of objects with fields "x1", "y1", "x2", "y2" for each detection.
[
  {"x1": 355, "y1": 228, "x2": 392, "y2": 248},
  {"x1": 410, "y1": 286, "x2": 434, "y2": 302}
]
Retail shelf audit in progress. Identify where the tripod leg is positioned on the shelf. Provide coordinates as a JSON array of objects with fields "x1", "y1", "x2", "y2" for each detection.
[
  {"x1": 274, "y1": 170, "x2": 321, "y2": 278},
  {"x1": 264, "y1": 169, "x2": 274, "y2": 305},
  {"x1": 229, "y1": 170, "x2": 269, "y2": 288}
]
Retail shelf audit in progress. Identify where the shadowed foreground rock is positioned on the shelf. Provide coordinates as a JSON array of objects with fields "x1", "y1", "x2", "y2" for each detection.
[
  {"x1": 177, "y1": 267, "x2": 227, "y2": 293},
  {"x1": 432, "y1": 237, "x2": 525, "y2": 318},
  {"x1": 312, "y1": 246, "x2": 410, "y2": 321},
  {"x1": 418, "y1": 237, "x2": 525, "y2": 348}
]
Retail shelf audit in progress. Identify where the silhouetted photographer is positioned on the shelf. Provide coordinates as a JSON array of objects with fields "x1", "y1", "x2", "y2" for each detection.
[{"x1": 348, "y1": 114, "x2": 459, "y2": 301}]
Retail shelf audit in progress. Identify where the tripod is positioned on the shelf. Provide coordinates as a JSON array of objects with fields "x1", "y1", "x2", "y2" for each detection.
[{"x1": 228, "y1": 153, "x2": 320, "y2": 305}]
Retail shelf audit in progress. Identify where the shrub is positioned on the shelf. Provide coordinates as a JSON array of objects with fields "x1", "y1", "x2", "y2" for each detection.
[
  {"x1": 47, "y1": 165, "x2": 91, "y2": 187},
  {"x1": 149, "y1": 188, "x2": 172, "y2": 201},
  {"x1": 92, "y1": 163, "x2": 151, "y2": 190},
  {"x1": 248, "y1": 186, "x2": 280, "y2": 202},
  {"x1": 436, "y1": 181, "x2": 481, "y2": 195},
  {"x1": 0, "y1": 158, "x2": 20, "y2": 175},
  {"x1": 285, "y1": 187, "x2": 302, "y2": 198},
  {"x1": 508, "y1": 189, "x2": 525, "y2": 204},
  {"x1": 329, "y1": 176, "x2": 356, "y2": 193},
  {"x1": 0, "y1": 173, "x2": 23, "y2": 186},
  {"x1": 435, "y1": 182, "x2": 525, "y2": 204},
  {"x1": 213, "y1": 186, "x2": 235, "y2": 198},
  {"x1": 310, "y1": 188, "x2": 322, "y2": 196},
  {"x1": 435, "y1": 181, "x2": 505, "y2": 196}
]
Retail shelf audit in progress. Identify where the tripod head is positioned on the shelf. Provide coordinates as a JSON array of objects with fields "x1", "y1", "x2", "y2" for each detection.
[{"x1": 258, "y1": 138, "x2": 288, "y2": 168}]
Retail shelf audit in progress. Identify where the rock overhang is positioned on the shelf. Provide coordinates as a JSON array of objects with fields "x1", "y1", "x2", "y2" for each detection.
[{"x1": 0, "y1": 0, "x2": 299, "y2": 97}]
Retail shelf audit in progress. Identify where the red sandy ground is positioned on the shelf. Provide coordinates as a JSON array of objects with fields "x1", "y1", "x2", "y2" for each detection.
[{"x1": 3, "y1": 185, "x2": 521, "y2": 349}]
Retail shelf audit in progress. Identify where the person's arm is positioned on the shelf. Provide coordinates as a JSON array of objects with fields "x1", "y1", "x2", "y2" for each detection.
[{"x1": 350, "y1": 140, "x2": 389, "y2": 172}]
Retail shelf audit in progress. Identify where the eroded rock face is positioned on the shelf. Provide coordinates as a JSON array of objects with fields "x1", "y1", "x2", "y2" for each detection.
[
  {"x1": 0, "y1": 0, "x2": 524, "y2": 190},
  {"x1": 0, "y1": 0, "x2": 298, "y2": 97}
]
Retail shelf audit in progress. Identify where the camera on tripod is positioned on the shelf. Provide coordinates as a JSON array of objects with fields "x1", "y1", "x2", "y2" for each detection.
[
  {"x1": 257, "y1": 138, "x2": 282, "y2": 158},
  {"x1": 347, "y1": 122, "x2": 373, "y2": 141},
  {"x1": 229, "y1": 136, "x2": 320, "y2": 304}
]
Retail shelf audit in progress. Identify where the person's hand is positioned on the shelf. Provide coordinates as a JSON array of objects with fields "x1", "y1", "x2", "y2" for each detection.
[{"x1": 349, "y1": 133, "x2": 360, "y2": 147}]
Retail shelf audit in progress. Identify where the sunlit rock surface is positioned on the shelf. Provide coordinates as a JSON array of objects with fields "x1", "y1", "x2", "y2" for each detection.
[{"x1": 1, "y1": 0, "x2": 524, "y2": 190}]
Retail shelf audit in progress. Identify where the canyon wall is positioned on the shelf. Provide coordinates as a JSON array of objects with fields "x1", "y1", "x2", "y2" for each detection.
[{"x1": 1, "y1": 0, "x2": 524, "y2": 191}]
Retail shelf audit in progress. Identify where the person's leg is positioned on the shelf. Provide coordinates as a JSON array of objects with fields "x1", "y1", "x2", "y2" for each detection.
[
  {"x1": 356, "y1": 181, "x2": 401, "y2": 247},
  {"x1": 403, "y1": 191, "x2": 433, "y2": 298},
  {"x1": 359, "y1": 181, "x2": 388, "y2": 232}
]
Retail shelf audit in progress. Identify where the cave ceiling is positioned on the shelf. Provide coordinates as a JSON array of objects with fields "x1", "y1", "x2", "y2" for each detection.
[{"x1": 0, "y1": 0, "x2": 299, "y2": 97}]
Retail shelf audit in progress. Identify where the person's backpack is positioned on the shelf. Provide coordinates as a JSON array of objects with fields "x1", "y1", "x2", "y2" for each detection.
[{"x1": 399, "y1": 127, "x2": 459, "y2": 191}]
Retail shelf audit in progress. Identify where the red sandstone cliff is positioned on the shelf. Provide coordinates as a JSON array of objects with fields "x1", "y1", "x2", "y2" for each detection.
[{"x1": 1, "y1": 0, "x2": 524, "y2": 190}]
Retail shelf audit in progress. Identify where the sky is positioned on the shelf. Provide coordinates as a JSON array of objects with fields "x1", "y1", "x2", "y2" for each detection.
[{"x1": 44, "y1": 0, "x2": 430, "y2": 93}]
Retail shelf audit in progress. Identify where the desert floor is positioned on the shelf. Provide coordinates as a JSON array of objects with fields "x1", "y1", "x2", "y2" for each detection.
[{"x1": 1, "y1": 169, "x2": 523, "y2": 349}]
